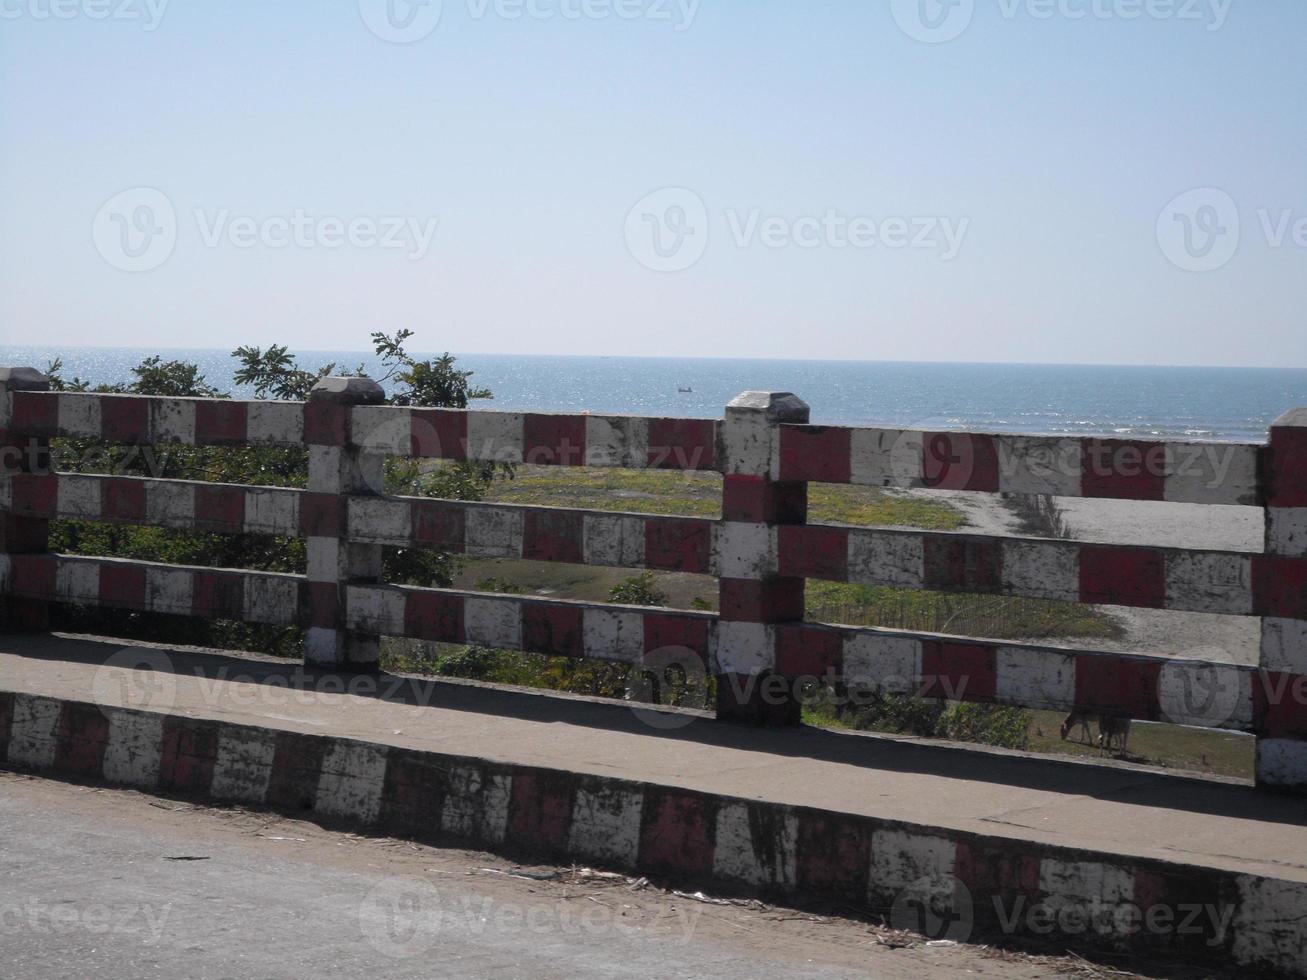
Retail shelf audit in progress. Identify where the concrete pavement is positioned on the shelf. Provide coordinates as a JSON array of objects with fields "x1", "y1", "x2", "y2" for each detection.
[
  {"x1": 2, "y1": 632, "x2": 1306, "y2": 975},
  {"x1": 0, "y1": 772, "x2": 1059, "y2": 979},
  {"x1": 2, "y1": 633, "x2": 1303, "y2": 883}
]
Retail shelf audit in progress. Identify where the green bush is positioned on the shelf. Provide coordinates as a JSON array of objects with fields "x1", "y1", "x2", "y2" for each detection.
[
  {"x1": 937, "y1": 702, "x2": 1031, "y2": 750},
  {"x1": 606, "y1": 572, "x2": 667, "y2": 607},
  {"x1": 802, "y1": 685, "x2": 1032, "y2": 750},
  {"x1": 433, "y1": 646, "x2": 504, "y2": 680},
  {"x1": 39, "y1": 332, "x2": 494, "y2": 653}
]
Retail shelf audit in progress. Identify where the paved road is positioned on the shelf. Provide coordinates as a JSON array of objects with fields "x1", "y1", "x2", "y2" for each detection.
[{"x1": 0, "y1": 772, "x2": 1070, "y2": 980}]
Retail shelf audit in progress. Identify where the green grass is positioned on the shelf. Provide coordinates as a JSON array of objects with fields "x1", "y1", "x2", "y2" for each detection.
[
  {"x1": 794, "y1": 699, "x2": 1253, "y2": 779},
  {"x1": 379, "y1": 639, "x2": 1253, "y2": 780},
  {"x1": 1026, "y1": 709, "x2": 1252, "y2": 779},
  {"x1": 808, "y1": 482, "x2": 965, "y2": 530},
  {"x1": 486, "y1": 466, "x2": 722, "y2": 517},
  {"x1": 483, "y1": 465, "x2": 966, "y2": 529},
  {"x1": 807, "y1": 580, "x2": 1125, "y2": 642}
]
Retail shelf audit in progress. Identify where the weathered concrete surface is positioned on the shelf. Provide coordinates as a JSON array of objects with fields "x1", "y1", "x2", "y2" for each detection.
[
  {"x1": 0, "y1": 633, "x2": 1303, "y2": 884},
  {"x1": 4, "y1": 633, "x2": 1307, "y2": 975},
  {"x1": 3, "y1": 773, "x2": 1047, "y2": 980}
]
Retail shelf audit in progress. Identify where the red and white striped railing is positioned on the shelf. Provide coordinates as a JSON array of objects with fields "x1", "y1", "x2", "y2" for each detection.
[
  {"x1": 1, "y1": 367, "x2": 1304, "y2": 790},
  {"x1": 775, "y1": 424, "x2": 1262, "y2": 505}
]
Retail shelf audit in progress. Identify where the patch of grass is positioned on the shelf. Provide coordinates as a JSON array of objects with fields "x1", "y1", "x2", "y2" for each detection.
[
  {"x1": 454, "y1": 563, "x2": 1125, "y2": 642},
  {"x1": 380, "y1": 640, "x2": 709, "y2": 707},
  {"x1": 796, "y1": 700, "x2": 1253, "y2": 778},
  {"x1": 380, "y1": 637, "x2": 1254, "y2": 779},
  {"x1": 808, "y1": 483, "x2": 965, "y2": 530},
  {"x1": 1026, "y1": 709, "x2": 1252, "y2": 778},
  {"x1": 484, "y1": 466, "x2": 722, "y2": 517},
  {"x1": 806, "y1": 580, "x2": 1124, "y2": 642},
  {"x1": 482, "y1": 465, "x2": 965, "y2": 529},
  {"x1": 455, "y1": 558, "x2": 714, "y2": 609}
]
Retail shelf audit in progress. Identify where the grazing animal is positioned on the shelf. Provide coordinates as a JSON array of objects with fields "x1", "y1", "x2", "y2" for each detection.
[
  {"x1": 1059, "y1": 711, "x2": 1094, "y2": 743},
  {"x1": 1098, "y1": 716, "x2": 1131, "y2": 756}
]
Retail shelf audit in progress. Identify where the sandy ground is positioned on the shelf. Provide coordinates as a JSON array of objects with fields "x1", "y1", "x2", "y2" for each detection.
[
  {"x1": 910, "y1": 491, "x2": 1263, "y2": 553},
  {"x1": 908, "y1": 491, "x2": 1264, "y2": 666},
  {"x1": 1054, "y1": 499, "x2": 1263, "y2": 554},
  {"x1": 0, "y1": 771, "x2": 1121, "y2": 980}
]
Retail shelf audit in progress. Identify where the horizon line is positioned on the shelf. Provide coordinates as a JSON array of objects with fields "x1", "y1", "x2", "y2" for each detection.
[{"x1": 0, "y1": 342, "x2": 1303, "y2": 374}]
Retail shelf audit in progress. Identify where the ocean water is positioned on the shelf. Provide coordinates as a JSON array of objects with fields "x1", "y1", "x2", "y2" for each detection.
[{"x1": 3, "y1": 345, "x2": 1305, "y2": 443}]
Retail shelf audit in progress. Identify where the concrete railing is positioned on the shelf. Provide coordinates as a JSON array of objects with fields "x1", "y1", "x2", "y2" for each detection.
[{"x1": 2, "y1": 367, "x2": 1305, "y2": 790}]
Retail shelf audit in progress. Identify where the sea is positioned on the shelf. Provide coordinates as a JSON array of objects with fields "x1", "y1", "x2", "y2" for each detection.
[{"x1": 3, "y1": 346, "x2": 1305, "y2": 444}]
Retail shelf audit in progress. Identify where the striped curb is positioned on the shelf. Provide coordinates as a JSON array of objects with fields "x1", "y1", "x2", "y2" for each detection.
[{"x1": 1, "y1": 690, "x2": 1303, "y2": 977}]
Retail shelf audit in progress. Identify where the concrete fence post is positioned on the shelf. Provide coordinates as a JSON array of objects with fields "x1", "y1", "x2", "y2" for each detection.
[
  {"x1": 0, "y1": 368, "x2": 52, "y2": 632},
  {"x1": 303, "y1": 376, "x2": 386, "y2": 671},
  {"x1": 1258, "y1": 408, "x2": 1307, "y2": 791},
  {"x1": 715, "y1": 390, "x2": 810, "y2": 724}
]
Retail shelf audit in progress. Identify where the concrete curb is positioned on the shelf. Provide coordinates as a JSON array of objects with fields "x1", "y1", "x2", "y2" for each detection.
[{"x1": 2, "y1": 688, "x2": 1304, "y2": 977}]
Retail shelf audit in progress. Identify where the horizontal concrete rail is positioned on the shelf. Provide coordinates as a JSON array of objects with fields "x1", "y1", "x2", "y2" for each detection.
[
  {"x1": 780, "y1": 523, "x2": 1307, "y2": 619},
  {"x1": 352, "y1": 405, "x2": 720, "y2": 471},
  {"x1": 776, "y1": 424, "x2": 1263, "y2": 505},
  {"x1": 1, "y1": 472, "x2": 719, "y2": 575},
  {"x1": 2, "y1": 473, "x2": 308, "y2": 537},
  {"x1": 349, "y1": 495, "x2": 715, "y2": 571},
  {"x1": 4, "y1": 550, "x2": 1297, "y2": 742},
  {"x1": 772, "y1": 621, "x2": 1292, "y2": 736},
  {"x1": 342, "y1": 582, "x2": 1307, "y2": 740},
  {"x1": 0, "y1": 554, "x2": 307, "y2": 626},
  {"x1": 18, "y1": 474, "x2": 1303, "y2": 624},
  {"x1": 347, "y1": 583, "x2": 716, "y2": 667},
  {"x1": 2, "y1": 391, "x2": 723, "y2": 471},
  {"x1": 6, "y1": 390, "x2": 306, "y2": 447}
]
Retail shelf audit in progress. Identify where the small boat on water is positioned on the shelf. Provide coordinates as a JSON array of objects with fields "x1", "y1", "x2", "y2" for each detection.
[{"x1": 677, "y1": 386, "x2": 693, "y2": 393}]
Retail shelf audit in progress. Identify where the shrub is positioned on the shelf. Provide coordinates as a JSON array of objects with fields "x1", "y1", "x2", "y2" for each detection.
[
  {"x1": 936, "y1": 702, "x2": 1031, "y2": 750},
  {"x1": 607, "y1": 572, "x2": 667, "y2": 607}
]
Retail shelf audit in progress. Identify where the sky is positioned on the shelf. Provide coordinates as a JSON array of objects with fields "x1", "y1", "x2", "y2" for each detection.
[{"x1": 1, "y1": 0, "x2": 1304, "y2": 366}]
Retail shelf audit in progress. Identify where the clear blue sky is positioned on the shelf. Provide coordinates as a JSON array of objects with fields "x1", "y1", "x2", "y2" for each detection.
[{"x1": 1, "y1": 0, "x2": 1303, "y2": 365}]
